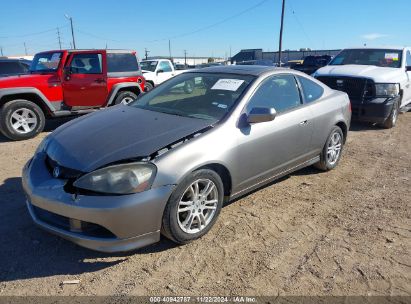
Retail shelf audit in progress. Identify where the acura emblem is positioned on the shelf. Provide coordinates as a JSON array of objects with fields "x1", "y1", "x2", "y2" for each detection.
[{"x1": 53, "y1": 166, "x2": 61, "y2": 178}]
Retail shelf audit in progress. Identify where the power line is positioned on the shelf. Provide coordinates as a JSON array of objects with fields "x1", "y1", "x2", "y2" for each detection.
[
  {"x1": 76, "y1": 29, "x2": 119, "y2": 42},
  {"x1": 0, "y1": 25, "x2": 68, "y2": 39},
  {"x1": 147, "y1": 0, "x2": 271, "y2": 43},
  {"x1": 288, "y1": 0, "x2": 313, "y2": 46}
]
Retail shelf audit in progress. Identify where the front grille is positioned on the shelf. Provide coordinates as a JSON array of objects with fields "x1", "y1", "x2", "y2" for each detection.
[
  {"x1": 45, "y1": 154, "x2": 83, "y2": 179},
  {"x1": 32, "y1": 205, "x2": 116, "y2": 238},
  {"x1": 317, "y1": 76, "x2": 374, "y2": 101}
]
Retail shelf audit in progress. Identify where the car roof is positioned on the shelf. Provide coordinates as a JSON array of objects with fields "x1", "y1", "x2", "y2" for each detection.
[
  {"x1": 188, "y1": 65, "x2": 288, "y2": 76},
  {"x1": 0, "y1": 58, "x2": 31, "y2": 63},
  {"x1": 344, "y1": 46, "x2": 407, "y2": 51}
]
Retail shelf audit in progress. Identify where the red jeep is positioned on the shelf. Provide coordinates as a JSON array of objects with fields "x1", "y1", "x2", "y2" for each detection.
[{"x1": 0, "y1": 49, "x2": 145, "y2": 140}]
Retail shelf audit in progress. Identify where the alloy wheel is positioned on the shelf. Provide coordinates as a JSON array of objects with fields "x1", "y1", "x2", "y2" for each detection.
[
  {"x1": 177, "y1": 179, "x2": 219, "y2": 234},
  {"x1": 121, "y1": 96, "x2": 134, "y2": 105},
  {"x1": 326, "y1": 131, "x2": 342, "y2": 166},
  {"x1": 10, "y1": 108, "x2": 37, "y2": 134}
]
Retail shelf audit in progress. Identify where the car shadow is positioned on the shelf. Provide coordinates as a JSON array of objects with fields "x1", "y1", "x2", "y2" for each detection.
[
  {"x1": 0, "y1": 116, "x2": 79, "y2": 142},
  {"x1": 349, "y1": 121, "x2": 382, "y2": 132},
  {"x1": 0, "y1": 176, "x2": 178, "y2": 283}
]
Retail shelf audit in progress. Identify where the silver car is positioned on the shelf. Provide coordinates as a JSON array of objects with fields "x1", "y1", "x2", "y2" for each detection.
[{"x1": 22, "y1": 66, "x2": 351, "y2": 252}]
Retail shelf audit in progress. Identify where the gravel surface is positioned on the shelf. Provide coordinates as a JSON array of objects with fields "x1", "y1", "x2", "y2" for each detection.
[{"x1": 0, "y1": 113, "x2": 410, "y2": 296}]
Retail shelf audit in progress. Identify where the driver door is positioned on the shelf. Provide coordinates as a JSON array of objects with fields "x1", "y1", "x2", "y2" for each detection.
[
  {"x1": 156, "y1": 60, "x2": 175, "y2": 84},
  {"x1": 62, "y1": 51, "x2": 108, "y2": 107},
  {"x1": 234, "y1": 74, "x2": 314, "y2": 194}
]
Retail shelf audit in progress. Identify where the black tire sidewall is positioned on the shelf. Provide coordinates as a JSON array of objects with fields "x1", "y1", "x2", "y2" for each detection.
[
  {"x1": 383, "y1": 100, "x2": 399, "y2": 129},
  {"x1": 162, "y1": 169, "x2": 224, "y2": 244},
  {"x1": 0, "y1": 100, "x2": 45, "y2": 140},
  {"x1": 114, "y1": 91, "x2": 138, "y2": 105},
  {"x1": 145, "y1": 82, "x2": 154, "y2": 92}
]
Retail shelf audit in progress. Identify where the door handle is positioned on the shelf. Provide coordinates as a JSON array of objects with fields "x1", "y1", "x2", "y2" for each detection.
[
  {"x1": 95, "y1": 78, "x2": 105, "y2": 83},
  {"x1": 300, "y1": 120, "x2": 308, "y2": 125}
]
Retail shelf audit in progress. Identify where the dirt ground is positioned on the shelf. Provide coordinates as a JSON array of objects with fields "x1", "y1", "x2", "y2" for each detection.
[{"x1": 0, "y1": 113, "x2": 410, "y2": 297}]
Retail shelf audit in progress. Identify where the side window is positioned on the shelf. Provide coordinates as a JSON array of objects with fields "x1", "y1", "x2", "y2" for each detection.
[
  {"x1": 158, "y1": 61, "x2": 173, "y2": 72},
  {"x1": 246, "y1": 74, "x2": 302, "y2": 113},
  {"x1": 70, "y1": 53, "x2": 102, "y2": 74},
  {"x1": 107, "y1": 53, "x2": 139, "y2": 72},
  {"x1": 297, "y1": 76, "x2": 324, "y2": 103},
  {"x1": 406, "y1": 51, "x2": 411, "y2": 67}
]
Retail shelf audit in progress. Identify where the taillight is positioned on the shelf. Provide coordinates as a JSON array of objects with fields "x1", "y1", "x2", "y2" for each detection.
[{"x1": 349, "y1": 100, "x2": 352, "y2": 112}]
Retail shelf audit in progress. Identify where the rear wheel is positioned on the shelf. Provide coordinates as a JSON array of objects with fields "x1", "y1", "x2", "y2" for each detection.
[
  {"x1": 113, "y1": 91, "x2": 138, "y2": 105},
  {"x1": 314, "y1": 126, "x2": 344, "y2": 171},
  {"x1": 0, "y1": 99, "x2": 45, "y2": 141},
  {"x1": 162, "y1": 169, "x2": 224, "y2": 244},
  {"x1": 381, "y1": 100, "x2": 399, "y2": 129}
]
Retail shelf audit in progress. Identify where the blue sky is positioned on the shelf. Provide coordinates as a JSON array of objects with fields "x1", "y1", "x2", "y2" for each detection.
[{"x1": 0, "y1": 0, "x2": 410, "y2": 58}]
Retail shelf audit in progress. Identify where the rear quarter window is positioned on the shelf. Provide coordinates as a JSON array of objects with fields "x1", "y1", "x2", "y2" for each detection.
[
  {"x1": 297, "y1": 76, "x2": 324, "y2": 103},
  {"x1": 107, "y1": 53, "x2": 139, "y2": 72}
]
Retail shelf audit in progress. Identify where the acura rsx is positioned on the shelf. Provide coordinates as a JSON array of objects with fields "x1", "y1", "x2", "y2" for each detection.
[{"x1": 22, "y1": 66, "x2": 351, "y2": 252}]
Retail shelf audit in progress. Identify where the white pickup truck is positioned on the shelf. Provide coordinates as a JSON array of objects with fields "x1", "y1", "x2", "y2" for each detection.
[
  {"x1": 140, "y1": 59, "x2": 186, "y2": 91},
  {"x1": 314, "y1": 47, "x2": 411, "y2": 128}
]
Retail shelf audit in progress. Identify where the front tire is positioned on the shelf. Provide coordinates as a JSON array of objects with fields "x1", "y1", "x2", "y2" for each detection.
[
  {"x1": 314, "y1": 126, "x2": 344, "y2": 171},
  {"x1": 0, "y1": 99, "x2": 45, "y2": 141},
  {"x1": 162, "y1": 169, "x2": 224, "y2": 244},
  {"x1": 145, "y1": 82, "x2": 154, "y2": 92},
  {"x1": 381, "y1": 100, "x2": 399, "y2": 129},
  {"x1": 113, "y1": 91, "x2": 138, "y2": 105}
]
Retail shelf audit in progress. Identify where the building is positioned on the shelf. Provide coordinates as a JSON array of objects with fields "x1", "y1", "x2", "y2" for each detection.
[
  {"x1": 231, "y1": 48, "x2": 341, "y2": 64},
  {"x1": 145, "y1": 56, "x2": 225, "y2": 66}
]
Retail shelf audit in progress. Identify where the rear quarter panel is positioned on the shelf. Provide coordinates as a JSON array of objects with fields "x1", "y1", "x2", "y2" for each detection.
[{"x1": 310, "y1": 90, "x2": 351, "y2": 151}]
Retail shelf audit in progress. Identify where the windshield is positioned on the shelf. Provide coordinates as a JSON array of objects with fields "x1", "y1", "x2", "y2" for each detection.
[
  {"x1": 130, "y1": 72, "x2": 255, "y2": 121},
  {"x1": 30, "y1": 52, "x2": 62, "y2": 72},
  {"x1": 141, "y1": 60, "x2": 158, "y2": 72},
  {"x1": 329, "y1": 49, "x2": 403, "y2": 68}
]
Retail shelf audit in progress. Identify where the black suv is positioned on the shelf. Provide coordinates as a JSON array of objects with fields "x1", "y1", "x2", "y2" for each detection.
[{"x1": 0, "y1": 58, "x2": 31, "y2": 77}]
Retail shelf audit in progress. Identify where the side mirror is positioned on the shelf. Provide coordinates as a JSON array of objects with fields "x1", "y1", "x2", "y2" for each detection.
[
  {"x1": 247, "y1": 107, "x2": 276, "y2": 124},
  {"x1": 157, "y1": 69, "x2": 164, "y2": 74},
  {"x1": 406, "y1": 66, "x2": 411, "y2": 72}
]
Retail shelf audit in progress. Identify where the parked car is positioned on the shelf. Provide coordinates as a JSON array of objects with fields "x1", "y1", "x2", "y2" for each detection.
[
  {"x1": 314, "y1": 47, "x2": 411, "y2": 128},
  {"x1": 283, "y1": 60, "x2": 304, "y2": 69},
  {"x1": 293, "y1": 55, "x2": 332, "y2": 75},
  {"x1": 23, "y1": 66, "x2": 351, "y2": 252},
  {"x1": 0, "y1": 58, "x2": 31, "y2": 77},
  {"x1": 0, "y1": 49, "x2": 145, "y2": 140},
  {"x1": 141, "y1": 59, "x2": 186, "y2": 91}
]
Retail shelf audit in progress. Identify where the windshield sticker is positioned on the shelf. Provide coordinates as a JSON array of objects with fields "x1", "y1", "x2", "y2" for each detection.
[
  {"x1": 217, "y1": 104, "x2": 228, "y2": 109},
  {"x1": 385, "y1": 53, "x2": 399, "y2": 61},
  {"x1": 211, "y1": 79, "x2": 244, "y2": 91}
]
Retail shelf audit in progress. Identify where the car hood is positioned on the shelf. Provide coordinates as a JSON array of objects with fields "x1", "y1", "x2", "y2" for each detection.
[
  {"x1": 46, "y1": 105, "x2": 214, "y2": 172},
  {"x1": 315, "y1": 65, "x2": 402, "y2": 82}
]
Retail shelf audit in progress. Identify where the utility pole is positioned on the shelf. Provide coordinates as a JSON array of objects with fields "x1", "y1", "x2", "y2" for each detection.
[
  {"x1": 0, "y1": 47, "x2": 3, "y2": 56},
  {"x1": 65, "y1": 14, "x2": 76, "y2": 49},
  {"x1": 278, "y1": 0, "x2": 286, "y2": 66},
  {"x1": 57, "y1": 27, "x2": 62, "y2": 50},
  {"x1": 184, "y1": 50, "x2": 187, "y2": 66},
  {"x1": 168, "y1": 39, "x2": 172, "y2": 61},
  {"x1": 24, "y1": 42, "x2": 27, "y2": 55},
  {"x1": 144, "y1": 48, "x2": 150, "y2": 60}
]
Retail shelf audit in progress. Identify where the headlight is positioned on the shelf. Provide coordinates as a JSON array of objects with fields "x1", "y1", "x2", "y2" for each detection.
[
  {"x1": 35, "y1": 135, "x2": 50, "y2": 154},
  {"x1": 375, "y1": 83, "x2": 400, "y2": 97},
  {"x1": 73, "y1": 163, "x2": 156, "y2": 195}
]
